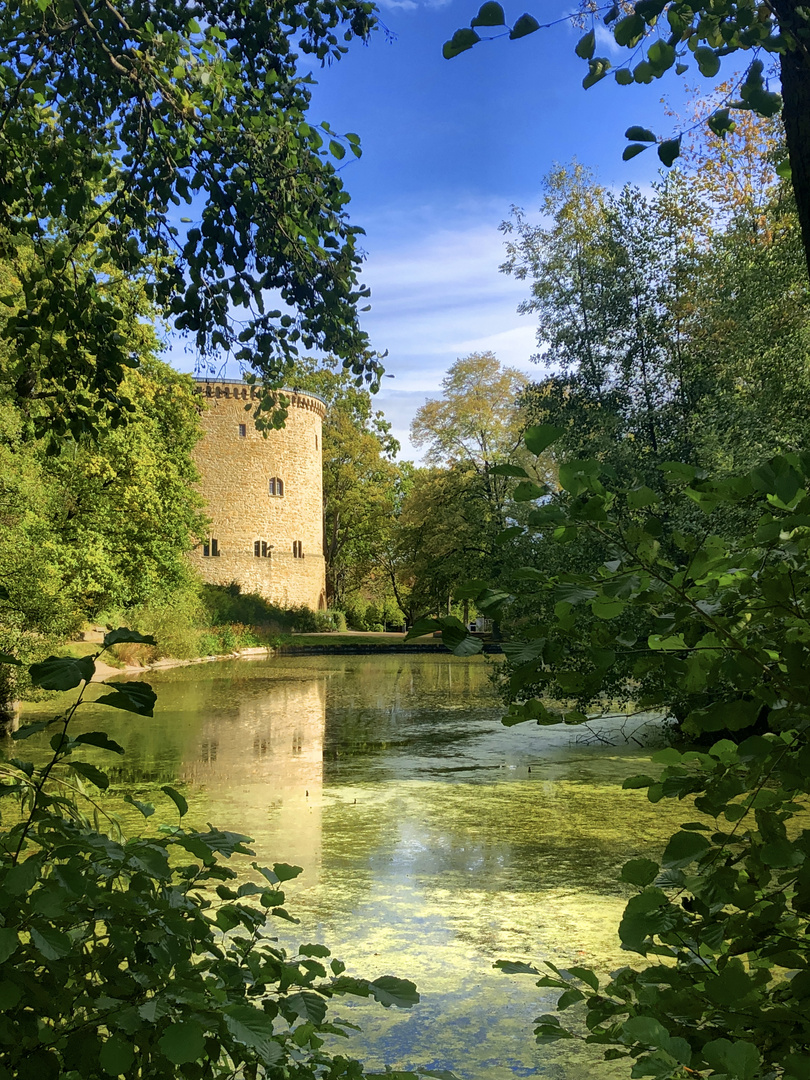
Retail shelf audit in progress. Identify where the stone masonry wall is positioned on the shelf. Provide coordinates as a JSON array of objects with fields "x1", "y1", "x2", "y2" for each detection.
[{"x1": 189, "y1": 380, "x2": 327, "y2": 611}]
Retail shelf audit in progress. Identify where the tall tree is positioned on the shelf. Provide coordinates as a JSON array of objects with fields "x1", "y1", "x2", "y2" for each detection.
[
  {"x1": 411, "y1": 351, "x2": 530, "y2": 529},
  {"x1": 0, "y1": 0, "x2": 382, "y2": 445},
  {"x1": 503, "y1": 165, "x2": 708, "y2": 474}
]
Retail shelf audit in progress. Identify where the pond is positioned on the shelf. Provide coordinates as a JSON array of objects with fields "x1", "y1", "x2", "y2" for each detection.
[{"x1": 17, "y1": 654, "x2": 685, "y2": 1080}]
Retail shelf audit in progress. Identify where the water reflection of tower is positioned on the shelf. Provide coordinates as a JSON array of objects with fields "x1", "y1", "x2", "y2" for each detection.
[{"x1": 181, "y1": 678, "x2": 326, "y2": 885}]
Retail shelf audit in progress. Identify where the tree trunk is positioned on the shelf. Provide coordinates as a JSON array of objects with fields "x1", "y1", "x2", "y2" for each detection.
[{"x1": 774, "y1": 6, "x2": 810, "y2": 281}]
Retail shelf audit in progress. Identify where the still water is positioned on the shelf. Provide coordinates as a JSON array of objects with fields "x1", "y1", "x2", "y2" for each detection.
[{"x1": 19, "y1": 654, "x2": 683, "y2": 1080}]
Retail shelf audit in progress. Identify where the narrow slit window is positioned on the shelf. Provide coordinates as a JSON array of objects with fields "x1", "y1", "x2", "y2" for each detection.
[
  {"x1": 292, "y1": 540, "x2": 303, "y2": 558},
  {"x1": 211, "y1": 538, "x2": 219, "y2": 557},
  {"x1": 254, "y1": 540, "x2": 261, "y2": 558},
  {"x1": 238, "y1": 423, "x2": 246, "y2": 437},
  {"x1": 269, "y1": 477, "x2": 285, "y2": 497},
  {"x1": 203, "y1": 541, "x2": 210, "y2": 557}
]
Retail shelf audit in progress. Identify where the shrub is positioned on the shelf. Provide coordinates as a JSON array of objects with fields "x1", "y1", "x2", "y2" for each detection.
[{"x1": 0, "y1": 631, "x2": 420, "y2": 1080}]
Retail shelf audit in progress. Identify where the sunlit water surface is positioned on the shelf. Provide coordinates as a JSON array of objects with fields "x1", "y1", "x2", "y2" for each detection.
[{"x1": 18, "y1": 655, "x2": 687, "y2": 1080}]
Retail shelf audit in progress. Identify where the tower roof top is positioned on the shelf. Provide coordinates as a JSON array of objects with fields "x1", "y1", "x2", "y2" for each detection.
[{"x1": 193, "y1": 377, "x2": 326, "y2": 408}]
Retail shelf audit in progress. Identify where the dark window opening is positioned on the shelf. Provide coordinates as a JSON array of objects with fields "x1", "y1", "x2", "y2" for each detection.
[
  {"x1": 254, "y1": 540, "x2": 273, "y2": 558},
  {"x1": 203, "y1": 541, "x2": 209, "y2": 557},
  {"x1": 293, "y1": 540, "x2": 303, "y2": 559},
  {"x1": 269, "y1": 477, "x2": 285, "y2": 497},
  {"x1": 238, "y1": 424, "x2": 246, "y2": 437},
  {"x1": 211, "y1": 538, "x2": 219, "y2": 557},
  {"x1": 254, "y1": 540, "x2": 260, "y2": 558},
  {"x1": 203, "y1": 538, "x2": 219, "y2": 557},
  {"x1": 315, "y1": 433, "x2": 319, "y2": 450}
]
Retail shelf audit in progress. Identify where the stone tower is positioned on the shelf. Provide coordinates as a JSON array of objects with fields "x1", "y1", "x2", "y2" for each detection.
[{"x1": 190, "y1": 379, "x2": 327, "y2": 611}]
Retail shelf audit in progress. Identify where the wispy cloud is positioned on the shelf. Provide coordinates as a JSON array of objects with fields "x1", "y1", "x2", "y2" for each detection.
[{"x1": 164, "y1": 196, "x2": 545, "y2": 461}]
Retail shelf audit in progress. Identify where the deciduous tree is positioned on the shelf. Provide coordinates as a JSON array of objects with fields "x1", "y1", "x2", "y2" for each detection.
[{"x1": 0, "y1": 0, "x2": 382, "y2": 444}]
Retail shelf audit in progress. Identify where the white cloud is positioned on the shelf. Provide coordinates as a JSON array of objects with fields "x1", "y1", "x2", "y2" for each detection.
[{"x1": 163, "y1": 196, "x2": 547, "y2": 461}]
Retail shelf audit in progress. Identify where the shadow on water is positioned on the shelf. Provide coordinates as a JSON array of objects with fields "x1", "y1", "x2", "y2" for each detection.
[{"x1": 16, "y1": 655, "x2": 685, "y2": 1080}]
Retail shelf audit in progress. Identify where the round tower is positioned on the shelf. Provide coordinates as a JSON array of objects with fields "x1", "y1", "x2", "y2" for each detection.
[{"x1": 190, "y1": 380, "x2": 327, "y2": 611}]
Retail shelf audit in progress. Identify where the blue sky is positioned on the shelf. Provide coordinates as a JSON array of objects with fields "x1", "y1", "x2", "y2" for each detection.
[{"x1": 171, "y1": 0, "x2": 719, "y2": 459}]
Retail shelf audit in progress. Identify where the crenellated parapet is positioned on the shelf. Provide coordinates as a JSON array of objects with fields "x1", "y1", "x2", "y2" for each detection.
[{"x1": 195, "y1": 379, "x2": 327, "y2": 419}]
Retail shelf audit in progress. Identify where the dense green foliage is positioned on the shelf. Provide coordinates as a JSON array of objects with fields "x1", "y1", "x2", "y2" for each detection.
[
  {"x1": 448, "y1": 430, "x2": 810, "y2": 1080},
  {"x1": 0, "y1": 356, "x2": 206, "y2": 704},
  {"x1": 0, "y1": 0, "x2": 383, "y2": 444},
  {"x1": 0, "y1": 631, "x2": 420, "y2": 1080}
]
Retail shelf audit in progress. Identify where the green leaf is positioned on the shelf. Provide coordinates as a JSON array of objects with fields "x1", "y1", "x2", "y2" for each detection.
[
  {"x1": 657, "y1": 137, "x2": 681, "y2": 167},
  {"x1": 524, "y1": 424, "x2": 564, "y2": 455},
  {"x1": 625, "y1": 126, "x2": 656, "y2": 142},
  {"x1": 661, "y1": 830, "x2": 711, "y2": 868},
  {"x1": 614, "y1": 13, "x2": 644, "y2": 46},
  {"x1": 369, "y1": 976, "x2": 420, "y2": 1008},
  {"x1": 615, "y1": 69, "x2": 634, "y2": 84},
  {"x1": 100, "y1": 1036, "x2": 135, "y2": 1076},
  {"x1": 443, "y1": 28, "x2": 481, "y2": 58},
  {"x1": 0, "y1": 929, "x2": 18, "y2": 963},
  {"x1": 509, "y1": 13, "x2": 541, "y2": 39},
  {"x1": 567, "y1": 966, "x2": 599, "y2": 991},
  {"x1": 441, "y1": 620, "x2": 484, "y2": 656},
  {"x1": 405, "y1": 617, "x2": 442, "y2": 641},
  {"x1": 31, "y1": 925, "x2": 71, "y2": 960},
  {"x1": 647, "y1": 39, "x2": 674, "y2": 73},
  {"x1": 470, "y1": 2, "x2": 505, "y2": 27},
  {"x1": 514, "y1": 480, "x2": 547, "y2": 501},
  {"x1": 329, "y1": 139, "x2": 346, "y2": 160},
  {"x1": 69, "y1": 761, "x2": 110, "y2": 790},
  {"x1": 300, "y1": 942, "x2": 331, "y2": 958},
  {"x1": 623, "y1": 143, "x2": 649, "y2": 161},
  {"x1": 583, "y1": 57, "x2": 611, "y2": 88},
  {"x1": 620, "y1": 858, "x2": 659, "y2": 886},
  {"x1": 287, "y1": 991, "x2": 328, "y2": 1024},
  {"x1": 224, "y1": 1006, "x2": 284, "y2": 1062},
  {"x1": 5, "y1": 855, "x2": 42, "y2": 895},
  {"x1": 0, "y1": 653, "x2": 21, "y2": 667},
  {"x1": 124, "y1": 793, "x2": 155, "y2": 818},
  {"x1": 691, "y1": 698, "x2": 761, "y2": 732},
  {"x1": 703, "y1": 1039, "x2": 760, "y2": 1080},
  {"x1": 29, "y1": 655, "x2": 95, "y2": 690},
  {"x1": 554, "y1": 583, "x2": 597, "y2": 604},
  {"x1": 161, "y1": 785, "x2": 188, "y2": 818},
  {"x1": 575, "y1": 29, "x2": 596, "y2": 59},
  {"x1": 95, "y1": 681, "x2": 156, "y2": 717},
  {"x1": 273, "y1": 862, "x2": 303, "y2": 882},
  {"x1": 622, "y1": 774, "x2": 655, "y2": 790},
  {"x1": 103, "y1": 627, "x2": 157, "y2": 648},
  {"x1": 73, "y1": 731, "x2": 125, "y2": 755},
  {"x1": 494, "y1": 959, "x2": 540, "y2": 974},
  {"x1": 707, "y1": 108, "x2": 736, "y2": 138},
  {"x1": 159, "y1": 1022, "x2": 206, "y2": 1065},
  {"x1": 693, "y1": 46, "x2": 720, "y2": 77},
  {"x1": 623, "y1": 1015, "x2": 672, "y2": 1048}
]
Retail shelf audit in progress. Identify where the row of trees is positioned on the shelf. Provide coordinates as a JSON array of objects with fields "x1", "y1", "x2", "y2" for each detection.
[{"x1": 333, "y1": 109, "x2": 810, "y2": 631}]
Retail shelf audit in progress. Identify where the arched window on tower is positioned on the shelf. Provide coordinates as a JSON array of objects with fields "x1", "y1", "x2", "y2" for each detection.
[{"x1": 269, "y1": 477, "x2": 285, "y2": 497}]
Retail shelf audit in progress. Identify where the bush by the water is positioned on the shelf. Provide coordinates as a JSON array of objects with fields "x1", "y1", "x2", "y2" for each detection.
[{"x1": 0, "y1": 633, "x2": 420, "y2": 1080}]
